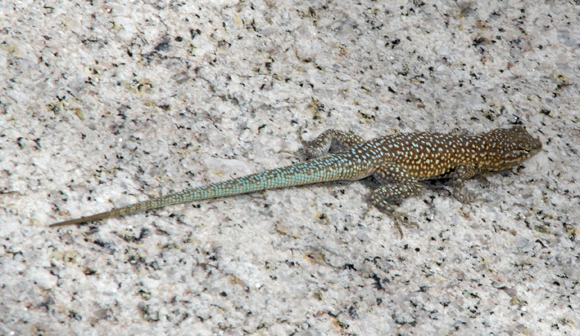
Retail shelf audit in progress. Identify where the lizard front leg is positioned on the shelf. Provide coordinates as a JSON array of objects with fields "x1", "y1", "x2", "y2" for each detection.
[{"x1": 452, "y1": 163, "x2": 483, "y2": 203}]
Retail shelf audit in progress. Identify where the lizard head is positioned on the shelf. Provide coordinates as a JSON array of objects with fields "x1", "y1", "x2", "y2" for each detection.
[{"x1": 485, "y1": 125, "x2": 542, "y2": 172}]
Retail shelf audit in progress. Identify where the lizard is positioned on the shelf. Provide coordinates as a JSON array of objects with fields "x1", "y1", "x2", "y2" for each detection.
[{"x1": 49, "y1": 125, "x2": 542, "y2": 230}]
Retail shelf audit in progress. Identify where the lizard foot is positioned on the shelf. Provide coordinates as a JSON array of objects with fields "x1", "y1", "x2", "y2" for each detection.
[
  {"x1": 454, "y1": 190, "x2": 481, "y2": 204},
  {"x1": 365, "y1": 204, "x2": 418, "y2": 238}
]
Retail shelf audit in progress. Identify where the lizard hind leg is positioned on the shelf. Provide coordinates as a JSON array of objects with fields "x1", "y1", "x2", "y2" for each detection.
[
  {"x1": 299, "y1": 127, "x2": 365, "y2": 158},
  {"x1": 369, "y1": 183, "x2": 423, "y2": 237},
  {"x1": 368, "y1": 163, "x2": 423, "y2": 236}
]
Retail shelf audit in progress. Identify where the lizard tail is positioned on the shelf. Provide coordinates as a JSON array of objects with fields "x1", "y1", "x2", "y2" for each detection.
[
  {"x1": 50, "y1": 188, "x2": 215, "y2": 227},
  {"x1": 50, "y1": 153, "x2": 366, "y2": 227},
  {"x1": 49, "y1": 186, "x2": 231, "y2": 227}
]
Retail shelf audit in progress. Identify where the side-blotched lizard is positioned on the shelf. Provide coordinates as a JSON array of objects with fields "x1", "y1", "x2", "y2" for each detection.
[{"x1": 50, "y1": 125, "x2": 542, "y2": 228}]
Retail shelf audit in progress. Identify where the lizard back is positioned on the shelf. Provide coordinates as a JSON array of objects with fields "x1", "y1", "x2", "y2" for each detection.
[{"x1": 360, "y1": 125, "x2": 542, "y2": 180}]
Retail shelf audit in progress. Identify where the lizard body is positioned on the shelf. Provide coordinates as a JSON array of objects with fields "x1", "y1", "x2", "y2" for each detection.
[{"x1": 50, "y1": 126, "x2": 541, "y2": 227}]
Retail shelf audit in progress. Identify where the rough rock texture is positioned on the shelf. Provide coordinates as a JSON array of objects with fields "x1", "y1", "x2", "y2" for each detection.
[{"x1": 1, "y1": 0, "x2": 579, "y2": 335}]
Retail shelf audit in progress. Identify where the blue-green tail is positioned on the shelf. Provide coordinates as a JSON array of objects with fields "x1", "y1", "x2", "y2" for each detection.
[{"x1": 50, "y1": 153, "x2": 366, "y2": 226}]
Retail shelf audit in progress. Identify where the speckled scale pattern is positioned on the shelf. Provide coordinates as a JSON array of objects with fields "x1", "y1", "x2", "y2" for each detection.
[{"x1": 50, "y1": 126, "x2": 541, "y2": 227}]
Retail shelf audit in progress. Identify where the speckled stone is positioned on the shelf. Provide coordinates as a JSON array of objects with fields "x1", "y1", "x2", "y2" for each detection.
[{"x1": 1, "y1": 0, "x2": 579, "y2": 335}]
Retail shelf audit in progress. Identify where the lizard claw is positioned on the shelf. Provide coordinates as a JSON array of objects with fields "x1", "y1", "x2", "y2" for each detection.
[
  {"x1": 362, "y1": 205, "x2": 373, "y2": 219},
  {"x1": 298, "y1": 126, "x2": 306, "y2": 144},
  {"x1": 364, "y1": 203, "x2": 417, "y2": 238}
]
